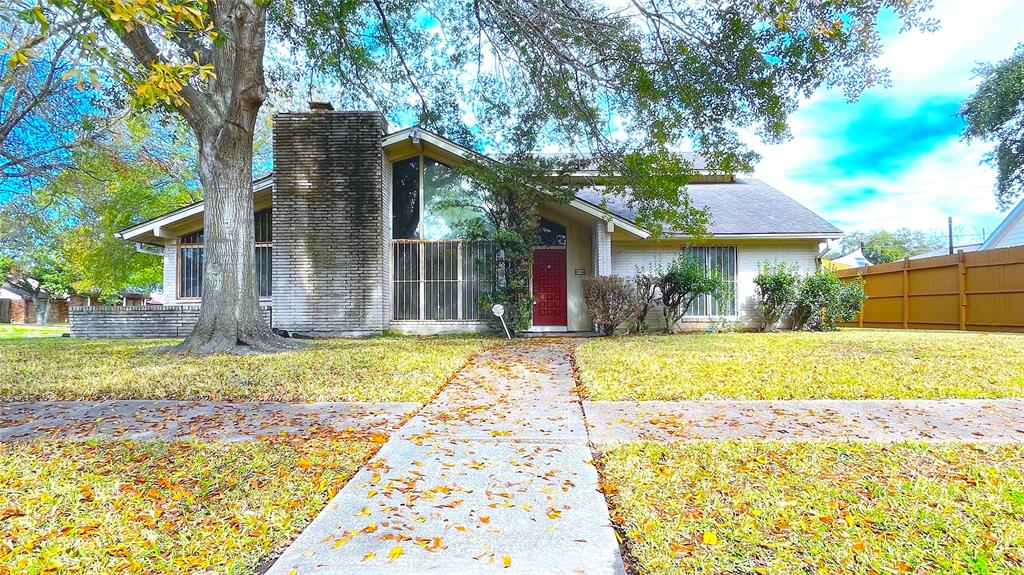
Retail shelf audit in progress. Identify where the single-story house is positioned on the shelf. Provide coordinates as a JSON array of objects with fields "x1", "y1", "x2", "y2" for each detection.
[
  {"x1": 1, "y1": 282, "x2": 70, "y2": 324},
  {"x1": 981, "y1": 197, "x2": 1024, "y2": 250},
  {"x1": 75, "y1": 109, "x2": 840, "y2": 337}
]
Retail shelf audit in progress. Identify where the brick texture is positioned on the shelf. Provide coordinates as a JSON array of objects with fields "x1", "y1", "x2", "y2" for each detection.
[
  {"x1": 271, "y1": 111, "x2": 389, "y2": 336},
  {"x1": 69, "y1": 306, "x2": 272, "y2": 338}
]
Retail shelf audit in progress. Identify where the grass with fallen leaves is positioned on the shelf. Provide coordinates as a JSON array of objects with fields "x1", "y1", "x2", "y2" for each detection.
[
  {"x1": 0, "y1": 324, "x2": 68, "y2": 339},
  {"x1": 576, "y1": 330, "x2": 1024, "y2": 400},
  {"x1": 600, "y1": 441, "x2": 1024, "y2": 575},
  {"x1": 0, "y1": 435, "x2": 375, "y2": 574},
  {"x1": 0, "y1": 335, "x2": 497, "y2": 401}
]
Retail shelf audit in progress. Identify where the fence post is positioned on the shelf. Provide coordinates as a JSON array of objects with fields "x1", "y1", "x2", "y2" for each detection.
[
  {"x1": 902, "y1": 257, "x2": 910, "y2": 330},
  {"x1": 958, "y1": 250, "x2": 967, "y2": 330}
]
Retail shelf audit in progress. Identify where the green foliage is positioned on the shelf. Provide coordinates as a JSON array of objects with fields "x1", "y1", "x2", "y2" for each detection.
[
  {"x1": 794, "y1": 269, "x2": 867, "y2": 331},
  {"x1": 837, "y1": 229, "x2": 944, "y2": 264},
  {"x1": 0, "y1": 116, "x2": 197, "y2": 299},
  {"x1": 582, "y1": 275, "x2": 641, "y2": 336},
  {"x1": 961, "y1": 43, "x2": 1024, "y2": 209},
  {"x1": 632, "y1": 263, "x2": 663, "y2": 333},
  {"x1": 659, "y1": 253, "x2": 726, "y2": 331},
  {"x1": 753, "y1": 261, "x2": 800, "y2": 331}
]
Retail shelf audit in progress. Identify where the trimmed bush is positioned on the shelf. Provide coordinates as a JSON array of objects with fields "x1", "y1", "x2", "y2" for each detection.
[
  {"x1": 753, "y1": 261, "x2": 799, "y2": 331},
  {"x1": 582, "y1": 275, "x2": 641, "y2": 335},
  {"x1": 794, "y1": 268, "x2": 867, "y2": 331}
]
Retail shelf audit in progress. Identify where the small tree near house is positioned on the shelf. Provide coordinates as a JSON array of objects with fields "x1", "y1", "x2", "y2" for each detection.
[
  {"x1": 753, "y1": 261, "x2": 800, "y2": 331},
  {"x1": 632, "y1": 263, "x2": 663, "y2": 333},
  {"x1": 658, "y1": 253, "x2": 726, "y2": 332},
  {"x1": 582, "y1": 275, "x2": 641, "y2": 335}
]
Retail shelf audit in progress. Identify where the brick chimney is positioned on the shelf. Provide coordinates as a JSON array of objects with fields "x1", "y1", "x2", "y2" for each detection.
[{"x1": 271, "y1": 111, "x2": 389, "y2": 336}]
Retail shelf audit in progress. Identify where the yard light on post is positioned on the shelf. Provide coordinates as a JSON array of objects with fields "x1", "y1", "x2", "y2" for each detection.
[{"x1": 492, "y1": 304, "x2": 512, "y2": 340}]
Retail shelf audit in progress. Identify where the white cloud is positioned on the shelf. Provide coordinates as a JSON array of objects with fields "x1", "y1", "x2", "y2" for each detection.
[{"x1": 750, "y1": 0, "x2": 1023, "y2": 241}]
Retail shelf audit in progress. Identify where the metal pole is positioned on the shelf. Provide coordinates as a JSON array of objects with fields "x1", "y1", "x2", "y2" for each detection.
[{"x1": 948, "y1": 216, "x2": 954, "y2": 255}]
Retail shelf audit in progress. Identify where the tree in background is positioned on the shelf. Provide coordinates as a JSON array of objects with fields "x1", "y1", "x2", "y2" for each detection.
[
  {"x1": 1, "y1": 115, "x2": 197, "y2": 301},
  {"x1": 753, "y1": 261, "x2": 799, "y2": 331},
  {"x1": 14, "y1": 0, "x2": 937, "y2": 352},
  {"x1": 0, "y1": 17, "x2": 110, "y2": 187},
  {"x1": 835, "y1": 229, "x2": 945, "y2": 263},
  {"x1": 961, "y1": 43, "x2": 1024, "y2": 210}
]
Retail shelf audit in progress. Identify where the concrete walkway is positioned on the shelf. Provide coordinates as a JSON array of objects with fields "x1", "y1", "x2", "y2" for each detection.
[
  {"x1": 0, "y1": 401, "x2": 417, "y2": 442},
  {"x1": 585, "y1": 399, "x2": 1024, "y2": 445},
  {"x1": 267, "y1": 341, "x2": 625, "y2": 575}
]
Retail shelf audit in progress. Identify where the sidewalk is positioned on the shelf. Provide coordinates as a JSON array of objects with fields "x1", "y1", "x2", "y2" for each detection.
[{"x1": 266, "y1": 341, "x2": 625, "y2": 574}]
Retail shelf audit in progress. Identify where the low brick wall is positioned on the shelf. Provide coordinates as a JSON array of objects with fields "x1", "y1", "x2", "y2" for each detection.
[{"x1": 69, "y1": 306, "x2": 273, "y2": 338}]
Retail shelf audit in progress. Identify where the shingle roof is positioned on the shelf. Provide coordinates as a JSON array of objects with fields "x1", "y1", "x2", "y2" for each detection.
[{"x1": 574, "y1": 177, "x2": 841, "y2": 236}]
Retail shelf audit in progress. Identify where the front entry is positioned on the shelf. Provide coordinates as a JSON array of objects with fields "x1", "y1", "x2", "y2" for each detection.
[{"x1": 532, "y1": 248, "x2": 567, "y2": 327}]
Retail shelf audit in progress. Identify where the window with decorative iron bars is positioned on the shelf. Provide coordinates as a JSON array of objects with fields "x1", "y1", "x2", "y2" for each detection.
[
  {"x1": 392, "y1": 240, "x2": 496, "y2": 321},
  {"x1": 682, "y1": 246, "x2": 738, "y2": 316},
  {"x1": 177, "y1": 209, "x2": 272, "y2": 300}
]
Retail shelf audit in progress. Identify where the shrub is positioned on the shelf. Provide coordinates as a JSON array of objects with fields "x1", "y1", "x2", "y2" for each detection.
[
  {"x1": 632, "y1": 263, "x2": 663, "y2": 332},
  {"x1": 583, "y1": 275, "x2": 641, "y2": 335},
  {"x1": 658, "y1": 253, "x2": 725, "y2": 331},
  {"x1": 753, "y1": 261, "x2": 800, "y2": 331},
  {"x1": 794, "y1": 268, "x2": 867, "y2": 331}
]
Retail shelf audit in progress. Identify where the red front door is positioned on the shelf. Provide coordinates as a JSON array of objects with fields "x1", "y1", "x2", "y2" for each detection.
[{"x1": 532, "y1": 249, "x2": 567, "y2": 326}]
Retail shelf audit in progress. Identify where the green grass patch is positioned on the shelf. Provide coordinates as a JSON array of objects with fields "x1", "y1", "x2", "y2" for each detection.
[
  {"x1": 576, "y1": 330, "x2": 1024, "y2": 400},
  {"x1": 0, "y1": 324, "x2": 68, "y2": 339},
  {"x1": 0, "y1": 436, "x2": 373, "y2": 574},
  {"x1": 0, "y1": 336, "x2": 496, "y2": 402},
  {"x1": 600, "y1": 441, "x2": 1024, "y2": 575}
]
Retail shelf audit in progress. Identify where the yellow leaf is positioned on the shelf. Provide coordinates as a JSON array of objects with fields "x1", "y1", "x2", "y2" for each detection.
[
  {"x1": 388, "y1": 545, "x2": 404, "y2": 562},
  {"x1": 502, "y1": 555, "x2": 512, "y2": 568},
  {"x1": 702, "y1": 530, "x2": 718, "y2": 545},
  {"x1": 361, "y1": 551, "x2": 375, "y2": 562}
]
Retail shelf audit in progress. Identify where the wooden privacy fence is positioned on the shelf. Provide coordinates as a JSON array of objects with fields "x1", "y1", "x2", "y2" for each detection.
[{"x1": 836, "y1": 245, "x2": 1024, "y2": 333}]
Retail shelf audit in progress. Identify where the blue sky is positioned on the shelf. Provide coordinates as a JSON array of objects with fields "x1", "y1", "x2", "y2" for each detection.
[{"x1": 749, "y1": 0, "x2": 1024, "y2": 245}]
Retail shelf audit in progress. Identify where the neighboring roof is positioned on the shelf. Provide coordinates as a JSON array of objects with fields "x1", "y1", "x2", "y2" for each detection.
[
  {"x1": 981, "y1": 197, "x2": 1024, "y2": 250},
  {"x1": 830, "y1": 248, "x2": 873, "y2": 268},
  {"x1": 575, "y1": 178, "x2": 842, "y2": 238},
  {"x1": 1, "y1": 282, "x2": 32, "y2": 299}
]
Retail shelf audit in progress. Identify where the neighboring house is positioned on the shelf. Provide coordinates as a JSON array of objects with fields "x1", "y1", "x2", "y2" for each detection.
[
  {"x1": 825, "y1": 248, "x2": 873, "y2": 270},
  {"x1": 89, "y1": 109, "x2": 840, "y2": 337},
  {"x1": 0, "y1": 282, "x2": 69, "y2": 324},
  {"x1": 981, "y1": 197, "x2": 1024, "y2": 250}
]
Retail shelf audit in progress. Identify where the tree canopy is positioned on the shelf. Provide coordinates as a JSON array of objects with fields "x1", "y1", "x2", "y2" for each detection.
[
  {"x1": 6, "y1": 0, "x2": 938, "y2": 352},
  {"x1": 961, "y1": 43, "x2": 1024, "y2": 210},
  {"x1": 835, "y1": 228, "x2": 945, "y2": 264}
]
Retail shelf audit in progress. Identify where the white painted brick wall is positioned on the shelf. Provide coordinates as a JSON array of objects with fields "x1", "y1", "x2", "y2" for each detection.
[
  {"x1": 162, "y1": 241, "x2": 177, "y2": 304},
  {"x1": 611, "y1": 239, "x2": 822, "y2": 329}
]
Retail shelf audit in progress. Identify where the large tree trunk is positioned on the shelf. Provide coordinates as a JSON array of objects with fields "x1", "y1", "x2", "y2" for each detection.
[{"x1": 170, "y1": 1, "x2": 299, "y2": 355}]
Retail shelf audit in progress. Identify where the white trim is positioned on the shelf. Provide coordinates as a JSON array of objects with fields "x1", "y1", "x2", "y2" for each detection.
[
  {"x1": 664, "y1": 232, "x2": 840, "y2": 240},
  {"x1": 981, "y1": 197, "x2": 1024, "y2": 249},
  {"x1": 115, "y1": 177, "x2": 274, "y2": 241}
]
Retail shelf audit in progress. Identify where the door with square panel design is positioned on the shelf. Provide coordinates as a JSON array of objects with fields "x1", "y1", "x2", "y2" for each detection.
[{"x1": 532, "y1": 248, "x2": 567, "y2": 326}]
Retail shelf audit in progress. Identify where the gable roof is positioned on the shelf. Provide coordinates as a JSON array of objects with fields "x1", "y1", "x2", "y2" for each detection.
[
  {"x1": 117, "y1": 125, "x2": 840, "y2": 243},
  {"x1": 575, "y1": 178, "x2": 842, "y2": 238},
  {"x1": 981, "y1": 196, "x2": 1024, "y2": 250}
]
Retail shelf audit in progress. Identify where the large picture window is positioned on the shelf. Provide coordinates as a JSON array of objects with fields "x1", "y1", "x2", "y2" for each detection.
[
  {"x1": 177, "y1": 209, "x2": 273, "y2": 300},
  {"x1": 391, "y1": 155, "x2": 483, "y2": 240},
  {"x1": 682, "y1": 246, "x2": 737, "y2": 316}
]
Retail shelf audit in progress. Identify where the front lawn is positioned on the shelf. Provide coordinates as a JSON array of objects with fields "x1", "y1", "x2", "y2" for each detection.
[
  {"x1": 0, "y1": 324, "x2": 68, "y2": 339},
  {"x1": 0, "y1": 435, "x2": 374, "y2": 574},
  {"x1": 575, "y1": 330, "x2": 1024, "y2": 400},
  {"x1": 0, "y1": 336, "x2": 496, "y2": 402},
  {"x1": 600, "y1": 441, "x2": 1024, "y2": 575}
]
